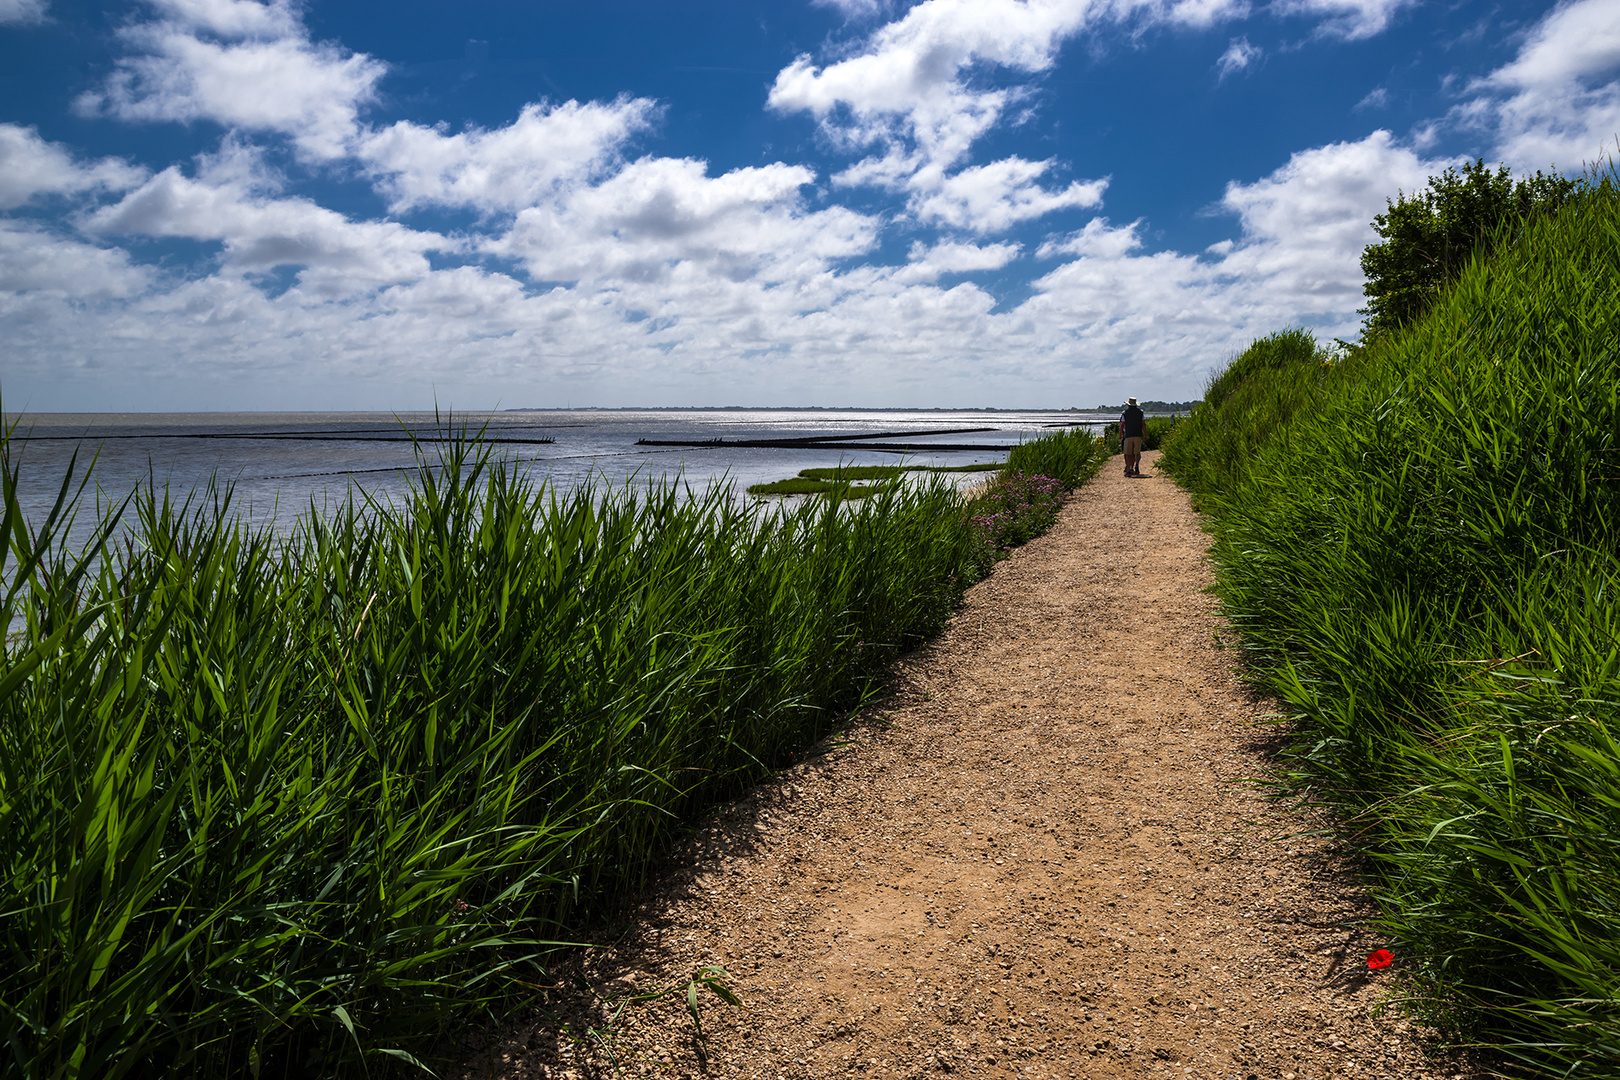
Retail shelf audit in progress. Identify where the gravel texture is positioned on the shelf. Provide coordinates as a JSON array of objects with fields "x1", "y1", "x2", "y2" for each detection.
[{"x1": 456, "y1": 451, "x2": 1487, "y2": 1080}]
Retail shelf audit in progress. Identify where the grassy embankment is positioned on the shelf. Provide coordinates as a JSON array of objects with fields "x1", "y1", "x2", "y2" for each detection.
[
  {"x1": 1159, "y1": 175, "x2": 1620, "y2": 1074},
  {"x1": 0, "y1": 423, "x2": 1101, "y2": 1078}
]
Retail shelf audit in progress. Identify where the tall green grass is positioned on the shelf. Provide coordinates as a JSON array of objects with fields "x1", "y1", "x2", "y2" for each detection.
[
  {"x1": 1160, "y1": 175, "x2": 1620, "y2": 1074},
  {"x1": 0, "y1": 435, "x2": 991, "y2": 1078},
  {"x1": 1002, "y1": 426, "x2": 1105, "y2": 489}
]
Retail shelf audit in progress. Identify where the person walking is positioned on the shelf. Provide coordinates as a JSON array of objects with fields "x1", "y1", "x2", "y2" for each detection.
[{"x1": 1120, "y1": 397, "x2": 1146, "y2": 477}]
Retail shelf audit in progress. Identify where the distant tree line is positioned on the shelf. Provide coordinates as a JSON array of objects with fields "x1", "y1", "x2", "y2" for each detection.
[{"x1": 1090, "y1": 400, "x2": 1201, "y2": 412}]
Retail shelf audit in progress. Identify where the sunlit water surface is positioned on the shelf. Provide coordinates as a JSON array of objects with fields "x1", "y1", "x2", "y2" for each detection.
[{"x1": 5, "y1": 409, "x2": 1112, "y2": 550}]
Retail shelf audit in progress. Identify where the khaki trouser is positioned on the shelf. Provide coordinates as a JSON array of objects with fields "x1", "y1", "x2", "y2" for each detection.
[{"x1": 1123, "y1": 436, "x2": 1143, "y2": 455}]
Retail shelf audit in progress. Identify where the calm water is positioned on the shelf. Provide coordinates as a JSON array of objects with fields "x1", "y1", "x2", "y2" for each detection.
[{"x1": 5, "y1": 408, "x2": 1110, "y2": 540}]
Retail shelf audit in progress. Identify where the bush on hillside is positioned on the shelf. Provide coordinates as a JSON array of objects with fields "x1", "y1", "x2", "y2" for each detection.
[{"x1": 1360, "y1": 159, "x2": 1581, "y2": 338}]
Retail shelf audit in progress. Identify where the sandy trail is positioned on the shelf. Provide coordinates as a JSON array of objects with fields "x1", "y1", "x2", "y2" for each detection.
[{"x1": 463, "y1": 451, "x2": 1480, "y2": 1080}]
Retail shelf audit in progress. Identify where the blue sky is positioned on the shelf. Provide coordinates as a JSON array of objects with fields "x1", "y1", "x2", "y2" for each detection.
[{"x1": 1, "y1": 0, "x2": 1615, "y2": 411}]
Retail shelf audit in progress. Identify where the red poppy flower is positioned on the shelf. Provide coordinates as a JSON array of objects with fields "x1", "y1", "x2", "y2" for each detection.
[{"x1": 1367, "y1": 949, "x2": 1393, "y2": 970}]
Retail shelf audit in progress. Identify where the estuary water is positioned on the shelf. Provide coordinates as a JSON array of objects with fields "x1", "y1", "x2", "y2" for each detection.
[{"x1": 4, "y1": 408, "x2": 1111, "y2": 540}]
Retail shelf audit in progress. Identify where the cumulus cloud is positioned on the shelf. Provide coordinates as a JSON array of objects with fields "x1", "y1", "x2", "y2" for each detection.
[
  {"x1": 768, "y1": 0, "x2": 1090, "y2": 167},
  {"x1": 1036, "y1": 216, "x2": 1143, "y2": 259},
  {"x1": 0, "y1": 124, "x2": 146, "y2": 209},
  {"x1": 359, "y1": 97, "x2": 660, "y2": 215},
  {"x1": 77, "y1": 0, "x2": 385, "y2": 161},
  {"x1": 490, "y1": 157, "x2": 876, "y2": 284},
  {"x1": 1464, "y1": 0, "x2": 1620, "y2": 169},
  {"x1": 86, "y1": 144, "x2": 451, "y2": 293},
  {"x1": 1216, "y1": 36, "x2": 1261, "y2": 80},
  {"x1": 893, "y1": 238, "x2": 1021, "y2": 282},
  {"x1": 0, "y1": 0, "x2": 48, "y2": 25},
  {"x1": 1215, "y1": 129, "x2": 1446, "y2": 305},
  {"x1": 909, "y1": 158, "x2": 1106, "y2": 232},
  {"x1": 0, "y1": 221, "x2": 150, "y2": 297}
]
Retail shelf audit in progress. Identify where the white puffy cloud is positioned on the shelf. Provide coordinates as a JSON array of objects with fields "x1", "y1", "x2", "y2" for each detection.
[
  {"x1": 893, "y1": 238, "x2": 1021, "y2": 282},
  {"x1": 490, "y1": 157, "x2": 877, "y2": 284},
  {"x1": 0, "y1": 124, "x2": 146, "y2": 209},
  {"x1": 1035, "y1": 216, "x2": 1143, "y2": 258},
  {"x1": 0, "y1": 221, "x2": 150, "y2": 297},
  {"x1": 85, "y1": 147, "x2": 450, "y2": 293},
  {"x1": 78, "y1": 0, "x2": 385, "y2": 161},
  {"x1": 1215, "y1": 129, "x2": 1447, "y2": 306},
  {"x1": 1465, "y1": 0, "x2": 1620, "y2": 169},
  {"x1": 1216, "y1": 36, "x2": 1261, "y2": 80},
  {"x1": 768, "y1": 0, "x2": 1091, "y2": 167},
  {"x1": 359, "y1": 97, "x2": 660, "y2": 215},
  {"x1": 910, "y1": 158, "x2": 1106, "y2": 232},
  {"x1": 0, "y1": 0, "x2": 48, "y2": 25},
  {"x1": 1270, "y1": 0, "x2": 1415, "y2": 40}
]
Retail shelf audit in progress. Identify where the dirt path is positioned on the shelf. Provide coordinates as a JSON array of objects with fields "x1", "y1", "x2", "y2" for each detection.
[{"x1": 462, "y1": 451, "x2": 1480, "y2": 1080}]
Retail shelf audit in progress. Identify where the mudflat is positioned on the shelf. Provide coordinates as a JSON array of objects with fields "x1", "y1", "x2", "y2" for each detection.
[{"x1": 461, "y1": 450, "x2": 1481, "y2": 1080}]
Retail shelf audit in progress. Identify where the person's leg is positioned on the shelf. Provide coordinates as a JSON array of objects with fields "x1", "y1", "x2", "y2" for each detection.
[{"x1": 1123, "y1": 436, "x2": 1142, "y2": 475}]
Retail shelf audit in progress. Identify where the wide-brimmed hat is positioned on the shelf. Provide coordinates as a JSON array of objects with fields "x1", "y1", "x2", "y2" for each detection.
[{"x1": 1127, "y1": 396, "x2": 1138, "y2": 405}]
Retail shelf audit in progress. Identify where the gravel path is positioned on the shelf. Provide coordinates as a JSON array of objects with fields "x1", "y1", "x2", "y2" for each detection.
[{"x1": 460, "y1": 451, "x2": 1483, "y2": 1080}]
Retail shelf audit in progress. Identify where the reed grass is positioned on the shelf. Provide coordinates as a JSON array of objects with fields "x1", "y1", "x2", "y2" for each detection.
[
  {"x1": 1159, "y1": 173, "x2": 1620, "y2": 1074},
  {"x1": 0, "y1": 433, "x2": 993, "y2": 1078},
  {"x1": 1002, "y1": 427, "x2": 1105, "y2": 490}
]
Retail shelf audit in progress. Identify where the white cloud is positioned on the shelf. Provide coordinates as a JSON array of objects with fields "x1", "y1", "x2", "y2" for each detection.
[
  {"x1": 85, "y1": 146, "x2": 451, "y2": 293},
  {"x1": 146, "y1": 0, "x2": 301, "y2": 37},
  {"x1": 1169, "y1": 0, "x2": 1249, "y2": 28},
  {"x1": 1216, "y1": 129, "x2": 1447, "y2": 305},
  {"x1": 0, "y1": 0, "x2": 48, "y2": 25},
  {"x1": 0, "y1": 124, "x2": 146, "y2": 209},
  {"x1": 359, "y1": 97, "x2": 660, "y2": 215},
  {"x1": 768, "y1": 0, "x2": 1091, "y2": 168},
  {"x1": 0, "y1": 221, "x2": 150, "y2": 297},
  {"x1": 1486, "y1": 0, "x2": 1620, "y2": 90},
  {"x1": 1355, "y1": 86, "x2": 1389, "y2": 110},
  {"x1": 1467, "y1": 0, "x2": 1620, "y2": 169},
  {"x1": 811, "y1": 0, "x2": 892, "y2": 17},
  {"x1": 1270, "y1": 0, "x2": 1416, "y2": 40},
  {"x1": 894, "y1": 238, "x2": 1021, "y2": 282},
  {"x1": 1036, "y1": 216, "x2": 1143, "y2": 258},
  {"x1": 909, "y1": 158, "x2": 1106, "y2": 232},
  {"x1": 78, "y1": 0, "x2": 385, "y2": 161},
  {"x1": 490, "y1": 156, "x2": 877, "y2": 284},
  {"x1": 1216, "y1": 36, "x2": 1261, "y2": 80}
]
